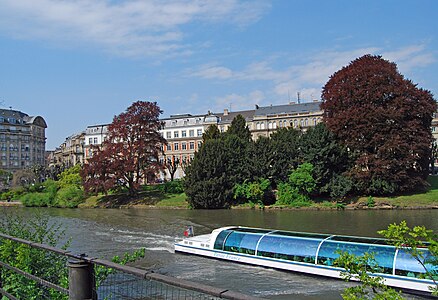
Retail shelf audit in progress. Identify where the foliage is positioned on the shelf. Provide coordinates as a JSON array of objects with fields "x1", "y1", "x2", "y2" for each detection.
[
  {"x1": 268, "y1": 128, "x2": 301, "y2": 185},
  {"x1": 184, "y1": 134, "x2": 252, "y2": 208},
  {"x1": 288, "y1": 163, "x2": 316, "y2": 197},
  {"x1": 0, "y1": 169, "x2": 12, "y2": 190},
  {"x1": 158, "y1": 180, "x2": 184, "y2": 194},
  {"x1": 226, "y1": 114, "x2": 252, "y2": 141},
  {"x1": 328, "y1": 174, "x2": 353, "y2": 200},
  {"x1": 275, "y1": 182, "x2": 312, "y2": 207},
  {"x1": 0, "y1": 211, "x2": 146, "y2": 299},
  {"x1": 202, "y1": 124, "x2": 221, "y2": 142},
  {"x1": 367, "y1": 196, "x2": 375, "y2": 208},
  {"x1": 233, "y1": 178, "x2": 274, "y2": 207},
  {"x1": 0, "y1": 211, "x2": 70, "y2": 299},
  {"x1": 322, "y1": 54, "x2": 437, "y2": 195},
  {"x1": 299, "y1": 123, "x2": 352, "y2": 197},
  {"x1": 57, "y1": 164, "x2": 82, "y2": 188},
  {"x1": 335, "y1": 251, "x2": 404, "y2": 300},
  {"x1": 1, "y1": 187, "x2": 25, "y2": 201},
  {"x1": 378, "y1": 221, "x2": 438, "y2": 294},
  {"x1": 55, "y1": 186, "x2": 84, "y2": 208},
  {"x1": 275, "y1": 163, "x2": 315, "y2": 207},
  {"x1": 82, "y1": 101, "x2": 166, "y2": 196}
]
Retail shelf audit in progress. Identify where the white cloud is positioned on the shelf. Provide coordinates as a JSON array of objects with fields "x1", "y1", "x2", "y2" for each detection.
[
  {"x1": 213, "y1": 90, "x2": 265, "y2": 112},
  {"x1": 189, "y1": 44, "x2": 435, "y2": 101},
  {"x1": 0, "y1": 0, "x2": 270, "y2": 57}
]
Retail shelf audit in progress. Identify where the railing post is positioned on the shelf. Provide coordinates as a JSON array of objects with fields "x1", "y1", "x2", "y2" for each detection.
[{"x1": 68, "y1": 258, "x2": 96, "y2": 300}]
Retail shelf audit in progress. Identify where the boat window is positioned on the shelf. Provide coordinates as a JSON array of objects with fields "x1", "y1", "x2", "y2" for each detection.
[
  {"x1": 395, "y1": 249, "x2": 438, "y2": 279},
  {"x1": 223, "y1": 232, "x2": 261, "y2": 255},
  {"x1": 317, "y1": 241, "x2": 395, "y2": 274},
  {"x1": 214, "y1": 230, "x2": 232, "y2": 250},
  {"x1": 257, "y1": 235, "x2": 321, "y2": 263},
  {"x1": 330, "y1": 235, "x2": 389, "y2": 246}
]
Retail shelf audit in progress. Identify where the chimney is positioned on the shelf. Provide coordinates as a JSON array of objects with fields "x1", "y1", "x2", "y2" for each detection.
[
  {"x1": 223, "y1": 108, "x2": 229, "y2": 116},
  {"x1": 255, "y1": 104, "x2": 259, "y2": 109}
]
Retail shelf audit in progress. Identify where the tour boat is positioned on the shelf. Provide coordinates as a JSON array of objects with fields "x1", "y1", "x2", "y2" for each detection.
[{"x1": 174, "y1": 226, "x2": 437, "y2": 294}]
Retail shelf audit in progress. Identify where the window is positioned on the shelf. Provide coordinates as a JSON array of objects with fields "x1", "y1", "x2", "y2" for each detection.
[
  {"x1": 182, "y1": 130, "x2": 187, "y2": 137},
  {"x1": 182, "y1": 142, "x2": 187, "y2": 150},
  {"x1": 268, "y1": 122, "x2": 273, "y2": 129},
  {"x1": 189, "y1": 142, "x2": 195, "y2": 150},
  {"x1": 189, "y1": 130, "x2": 194, "y2": 137},
  {"x1": 197, "y1": 141, "x2": 202, "y2": 149},
  {"x1": 256, "y1": 123, "x2": 261, "y2": 130},
  {"x1": 167, "y1": 144, "x2": 171, "y2": 151},
  {"x1": 174, "y1": 143, "x2": 179, "y2": 151},
  {"x1": 166, "y1": 132, "x2": 171, "y2": 139},
  {"x1": 197, "y1": 129, "x2": 202, "y2": 136},
  {"x1": 94, "y1": 137, "x2": 98, "y2": 144},
  {"x1": 261, "y1": 123, "x2": 265, "y2": 130},
  {"x1": 174, "y1": 131, "x2": 179, "y2": 138},
  {"x1": 89, "y1": 138, "x2": 93, "y2": 144}
]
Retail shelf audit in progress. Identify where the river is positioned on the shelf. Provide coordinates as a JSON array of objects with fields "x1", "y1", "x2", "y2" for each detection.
[{"x1": 2, "y1": 208, "x2": 438, "y2": 299}]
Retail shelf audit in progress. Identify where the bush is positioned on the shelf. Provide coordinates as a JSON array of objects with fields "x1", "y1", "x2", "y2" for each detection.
[
  {"x1": 20, "y1": 192, "x2": 52, "y2": 207},
  {"x1": 234, "y1": 178, "x2": 274, "y2": 206},
  {"x1": 54, "y1": 186, "x2": 84, "y2": 208},
  {"x1": 329, "y1": 174, "x2": 353, "y2": 200},
  {"x1": 275, "y1": 182, "x2": 312, "y2": 207},
  {"x1": 159, "y1": 180, "x2": 184, "y2": 194}
]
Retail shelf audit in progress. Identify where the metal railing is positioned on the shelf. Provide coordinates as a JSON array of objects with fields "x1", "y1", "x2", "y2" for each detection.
[{"x1": 0, "y1": 232, "x2": 262, "y2": 300}]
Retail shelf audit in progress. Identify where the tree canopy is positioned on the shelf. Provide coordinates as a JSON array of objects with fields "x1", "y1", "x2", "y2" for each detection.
[
  {"x1": 321, "y1": 55, "x2": 437, "y2": 194},
  {"x1": 226, "y1": 114, "x2": 252, "y2": 141},
  {"x1": 82, "y1": 101, "x2": 165, "y2": 196}
]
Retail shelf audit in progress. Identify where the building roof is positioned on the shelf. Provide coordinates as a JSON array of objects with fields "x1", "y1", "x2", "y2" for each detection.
[
  {"x1": 0, "y1": 109, "x2": 47, "y2": 127},
  {"x1": 216, "y1": 109, "x2": 255, "y2": 124},
  {"x1": 254, "y1": 101, "x2": 322, "y2": 116}
]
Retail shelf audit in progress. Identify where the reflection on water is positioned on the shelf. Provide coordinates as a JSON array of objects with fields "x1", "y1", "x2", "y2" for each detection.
[{"x1": 2, "y1": 208, "x2": 437, "y2": 299}]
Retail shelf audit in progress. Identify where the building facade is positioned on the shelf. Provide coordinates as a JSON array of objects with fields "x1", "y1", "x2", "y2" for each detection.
[
  {"x1": 0, "y1": 109, "x2": 47, "y2": 171},
  {"x1": 83, "y1": 124, "x2": 109, "y2": 162},
  {"x1": 158, "y1": 101, "x2": 324, "y2": 180}
]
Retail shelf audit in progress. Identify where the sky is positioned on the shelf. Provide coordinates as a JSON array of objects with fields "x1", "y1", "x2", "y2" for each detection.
[{"x1": 0, "y1": 0, "x2": 437, "y2": 150}]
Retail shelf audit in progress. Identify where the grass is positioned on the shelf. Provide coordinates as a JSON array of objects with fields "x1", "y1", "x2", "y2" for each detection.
[
  {"x1": 155, "y1": 193, "x2": 188, "y2": 207},
  {"x1": 354, "y1": 176, "x2": 438, "y2": 208},
  {"x1": 80, "y1": 189, "x2": 188, "y2": 208}
]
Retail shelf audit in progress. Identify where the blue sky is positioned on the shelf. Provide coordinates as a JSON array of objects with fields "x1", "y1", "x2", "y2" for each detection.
[{"x1": 0, "y1": 0, "x2": 436, "y2": 149}]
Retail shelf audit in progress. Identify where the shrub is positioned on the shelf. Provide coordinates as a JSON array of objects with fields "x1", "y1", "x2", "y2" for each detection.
[
  {"x1": 275, "y1": 182, "x2": 312, "y2": 207},
  {"x1": 21, "y1": 192, "x2": 54, "y2": 207},
  {"x1": 234, "y1": 178, "x2": 274, "y2": 206},
  {"x1": 329, "y1": 174, "x2": 353, "y2": 200},
  {"x1": 159, "y1": 180, "x2": 184, "y2": 194},
  {"x1": 54, "y1": 186, "x2": 84, "y2": 208}
]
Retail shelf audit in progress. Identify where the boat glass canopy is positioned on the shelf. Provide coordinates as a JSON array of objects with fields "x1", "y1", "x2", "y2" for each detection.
[{"x1": 212, "y1": 227, "x2": 437, "y2": 279}]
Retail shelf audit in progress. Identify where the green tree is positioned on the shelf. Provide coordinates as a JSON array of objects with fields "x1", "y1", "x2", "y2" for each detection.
[
  {"x1": 184, "y1": 134, "x2": 252, "y2": 208},
  {"x1": 269, "y1": 128, "x2": 301, "y2": 185},
  {"x1": 58, "y1": 164, "x2": 82, "y2": 188},
  {"x1": 233, "y1": 178, "x2": 274, "y2": 207},
  {"x1": 299, "y1": 123, "x2": 352, "y2": 198},
  {"x1": 275, "y1": 163, "x2": 315, "y2": 207},
  {"x1": 202, "y1": 124, "x2": 221, "y2": 142},
  {"x1": 322, "y1": 54, "x2": 437, "y2": 195},
  {"x1": 226, "y1": 114, "x2": 252, "y2": 141}
]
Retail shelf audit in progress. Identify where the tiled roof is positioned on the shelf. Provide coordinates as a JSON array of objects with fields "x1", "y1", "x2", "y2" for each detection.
[{"x1": 254, "y1": 102, "x2": 322, "y2": 116}]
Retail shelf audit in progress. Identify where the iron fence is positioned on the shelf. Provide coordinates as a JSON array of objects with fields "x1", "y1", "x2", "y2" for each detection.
[{"x1": 0, "y1": 233, "x2": 261, "y2": 300}]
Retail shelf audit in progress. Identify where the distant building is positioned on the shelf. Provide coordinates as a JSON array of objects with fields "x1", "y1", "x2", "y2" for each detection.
[
  {"x1": 158, "y1": 101, "x2": 323, "y2": 180},
  {"x1": 83, "y1": 124, "x2": 109, "y2": 162},
  {"x1": 0, "y1": 108, "x2": 47, "y2": 171},
  {"x1": 52, "y1": 132, "x2": 86, "y2": 168}
]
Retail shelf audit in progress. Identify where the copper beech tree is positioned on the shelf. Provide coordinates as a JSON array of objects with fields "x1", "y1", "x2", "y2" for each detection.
[
  {"x1": 82, "y1": 101, "x2": 166, "y2": 196},
  {"x1": 322, "y1": 55, "x2": 437, "y2": 195}
]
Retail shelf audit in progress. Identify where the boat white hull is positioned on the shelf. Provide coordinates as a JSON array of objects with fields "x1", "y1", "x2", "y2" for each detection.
[{"x1": 175, "y1": 243, "x2": 434, "y2": 294}]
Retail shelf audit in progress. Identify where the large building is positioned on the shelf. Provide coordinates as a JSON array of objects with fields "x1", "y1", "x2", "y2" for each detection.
[
  {"x1": 0, "y1": 108, "x2": 47, "y2": 171},
  {"x1": 159, "y1": 101, "x2": 324, "y2": 180}
]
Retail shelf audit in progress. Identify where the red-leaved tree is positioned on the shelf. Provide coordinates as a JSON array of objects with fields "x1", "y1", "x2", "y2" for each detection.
[
  {"x1": 82, "y1": 101, "x2": 166, "y2": 196},
  {"x1": 321, "y1": 55, "x2": 437, "y2": 194}
]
